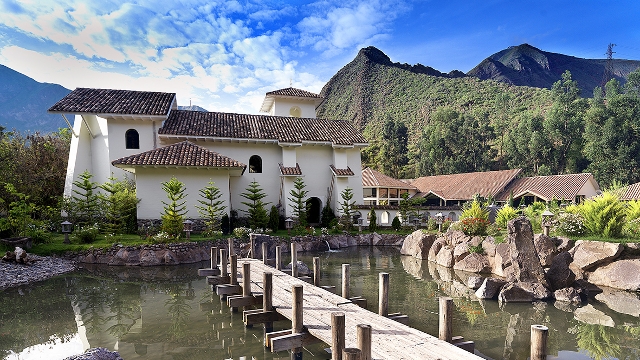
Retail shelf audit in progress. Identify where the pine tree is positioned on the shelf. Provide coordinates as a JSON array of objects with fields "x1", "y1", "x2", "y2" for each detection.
[
  {"x1": 240, "y1": 180, "x2": 270, "y2": 229},
  {"x1": 268, "y1": 205, "x2": 280, "y2": 232},
  {"x1": 195, "y1": 181, "x2": 226, "y2": 234},
  {"x1": 368, "y1": 208, "x2": 377, "y2": 232},
  {"x1": 287, "y1": 177, "x2": 308, "y2": 227},
  {"x1": 339, "y1": 188, "x2": 356, "y2": 231},
  {"x1": 100, "y1": 175, "x2": 139, "y2": 234},
  {"x1": 161, "y1": 176, "x2": 188, "y2": 237},
  {"x1": 71, "y1": 170, "x2": 100, "y2": 226}
]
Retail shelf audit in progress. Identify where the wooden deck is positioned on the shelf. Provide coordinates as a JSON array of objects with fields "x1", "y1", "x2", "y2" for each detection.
[{"x1": 233, "y1": 258, "x2": 481, "y2": 360}]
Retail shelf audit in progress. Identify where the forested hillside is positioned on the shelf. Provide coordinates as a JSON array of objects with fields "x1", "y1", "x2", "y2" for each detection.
[{"x1": 318, "y1": 46, "x2": 640, "y2": 188}]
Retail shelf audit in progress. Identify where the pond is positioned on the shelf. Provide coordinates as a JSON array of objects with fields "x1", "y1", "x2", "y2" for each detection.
[{"x1": 1, "y1": 247, "x2": 639, "y2": 360}]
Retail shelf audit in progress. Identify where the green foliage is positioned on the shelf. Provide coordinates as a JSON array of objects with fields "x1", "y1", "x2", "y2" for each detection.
[
  {"x1": 368, "y1": 208, "x2": 377, "y2": 232},
  {"x1": 460, "y1": 199, "x2": 489, "y2": 221},
  {"x1": 398, "y1": 192, "x2": 421, "y2": 225},
  {"x1": 99, "y1": 175, "x2": 139, "y2": 235},
  {"x1": 495, "y1": 205, "x2": 518, "y2": 228},
  {"x1": 221, "y1": 213, "x2": 230, "y2": 235},
  {"x1": 161, "y1": 177, "x2": 188, "y2": 237},
  {"x1": 72, "y1": 224, "x2": 100, "y2": 244},
  {"x1": 577, "y1": 192, "x2": 626, "y2": 238},
  {"x1": 626, "y1": 200, "x2": 640, "y2": 221},
  {"x1": 468, "y1": 244, "x2": 484, "y2": 254},
  {"x1": 553, "y1": 212, "x2": 586, "y2": 236},
  {"x1": 71, "y1": 170, "x2": 100, "y2": 227},
  {"x1": 288, "y1": 177, "x2": 308, "y2": 227},
  {"x1": 240, "y1": 180, "x2": 270, "y2": 229},
  {"x1": 623, "y1": 218, "x2": 640, "y2": 239},
  {"x1": 268, "y1": 205, "x2": 280, "y2": 232},
  {"x1": 0, "y1": 183, "x2": 38, "y2": 237},
  {"x1": 321, "y1": 203, "x2": 336, "y2": 228},
  {"x1": 391, "y1": 216, "x2": 401, "y2": 231},
  {"x1": 376, "y1": 117, "x2": 408, "y2": 178},
  {"x1": 338, "y1": 188, "x2": 356, "y2": 231},
  {"x1": 195, "y1": 181, "x2": 226, "y2": 234},
  {"x1": 459, "y1": 217, "x2": 490, "y2": 236},
  {"x1": 523, "y1": 202, "x2": 547, "y2": 233}
]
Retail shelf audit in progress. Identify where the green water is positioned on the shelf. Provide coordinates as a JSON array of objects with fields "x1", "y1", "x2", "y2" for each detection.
[{"x1": 1, "y1": 247, "x2": 639, "y2": 359}]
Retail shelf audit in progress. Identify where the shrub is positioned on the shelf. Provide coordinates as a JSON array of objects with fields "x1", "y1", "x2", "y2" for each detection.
[
  {"x1": 523, "y1": 202, "x2": 547, "y2": 233},
  {"x1": 626, "y1": 200, "x2": 640, "y2": 221},
  {"x1": 368, "y1": 209, "x2": 377, "y2": 232},
  {"x1": 441, "y1": 219, "x2": 452, "y2": 232},
  {"x1": 151, "y1": 231, "x2": 173, "y2": 244},
  {"x1": 460, "y1": 200, "x2": 489, "y2": 220},
  {"x1": 321, "y1": 203, "x2": 336, "y2": 228},
  {"x1": 268, "y1": 206, "x2": 280, "y2": 232},
  {"x1": 495, "y1": 205, "x2": 518, "y2": 228},
  {"x1": 25, "y1": 223, "x2": 52, "y2": 244},
  {"x1": 233, "y1": 226, "x2": 251, "y2": 239},
  {"x1": 72, "y1": 224, "x2": 100, "y2": 244},
  {"x1": 553, "y1": 212, "x2": 586, "y2": 236},
  {"x1": 578, "y1": 192, "x2": 626, "y2": 238},
  {"x1": 460, "y1": 217, "x2": 490, "y2": 236},
  {"x1": 426, "y1": 217, "x2": 437, "y2": 231},
  {"x1": 391, "y1": 216, "x2": 401, "y2": 231},
  {"x1": 468, "y1": 244, "x2": 484, "y2": 254},
  {"x1": 623, "y1": 218, "x2": 640, "y2": 238}
]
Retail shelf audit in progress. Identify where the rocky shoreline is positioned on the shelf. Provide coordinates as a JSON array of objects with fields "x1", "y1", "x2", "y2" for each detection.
[{"x1": 0, "y1": 254, "x2": 77, "y2": 291}]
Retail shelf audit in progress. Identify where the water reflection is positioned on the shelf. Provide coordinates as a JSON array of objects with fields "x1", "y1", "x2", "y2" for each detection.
[{"x1": 1, "y1": 248, "x2": 640, "y2": 359}]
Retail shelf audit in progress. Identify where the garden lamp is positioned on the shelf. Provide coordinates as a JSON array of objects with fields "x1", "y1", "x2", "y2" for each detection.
[
  {"x1": 285, "y1": 217, "x2": 293, "y2": 235},
  {"x1": 357, "y1": 217, "x2": 364, "y2": 232},
  {"x1": 541, "y1": 210, "x2": 554, "y2": 236},
  {"x1": 435, "y1": 212, "x2": 444, "y2": 232},
  {"x1": 183, "y1": 219, "x2": 193, "y2": 240},
  {"x1": 61, "y1": 221, "x2": 73, "y2": 244}
]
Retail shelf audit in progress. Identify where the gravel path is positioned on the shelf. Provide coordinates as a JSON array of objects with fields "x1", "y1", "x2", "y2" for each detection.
[{"x1": 0, "y1": 255, "x2": 78, "y2": 291}]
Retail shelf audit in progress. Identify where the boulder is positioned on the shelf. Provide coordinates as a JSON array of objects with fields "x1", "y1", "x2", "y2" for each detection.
[
  {"x1": 517, "y1": 282, "x2": 552, "y2": 300},
  {"x1": 504, "y1": 217, "x2": 549, "y2": 287},
  {"x1": 482, "y1": 237, "x2": 498, "y2": 257},
  {"x1": 400, "y1": 231, "x2": 436, "y2": 259},
  {"x1": 587, "y1": 259, "x2": 640, "y2": 291},
  {"x1": 435, "y1": 246, "x2": 455, "y2": 268},
  {"x1": 554, "y1": 237, "x2": 575, "y2": 252},
  {"x1": 570, "y1": 240, "x2": 623, "y2": 271},
  {"x1": 453, "y1": 253, "x2": 491, "y2": 273},
  {"x1": 428, "y1": 238, "x2": 447, "y2": 262},
  {"x1": 534, "y1": 234, "x2": 558, "y2": 267},
  {"x1": 453, "y1": 243, "x2": 470, "y2": 262},
  {"x1": 139, "y1": 249, "x2": 162, "y2": 266},
  {"x1": 493, "y1": 243, "x2": 511, "y2": 277},
  {"x1": 594, "y1": 289, "x2": 640, "y2": 317},
  {"x1": 546, "y1": 251, "x2": 576, "y2": 290},
  {"x1": 498, "y1": 283, "x2": 535, "y2": 303},
  {"x1": 467, "y1": 276, "x2": 485, "y2": 290},
  {"x1": 574, "y1": 304, "x2": 615, "y2": 327},
  {"x1": 161, "y1": 250, "x2": 179, "y2": 265},
  {"x1": 285, "y1": 260, "x2": 311, "y2": 276},
  {"x1": 444, "y1": 230, "x2": 470, "y2": 246},
  {"x1": 622, "y1": 242, "x2": 640, "y2": 256},
  {"x1": 475, "y1": 278, "x2": 506, "y2": 299},
  {"x1": 554, "y1": 288, "x2": 582, "y2": 304}
]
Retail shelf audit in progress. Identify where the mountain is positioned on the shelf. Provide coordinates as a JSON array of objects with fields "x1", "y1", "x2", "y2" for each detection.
[
  {"x1": 0, "y1": 65, "x2": 72, "y2": 133},
  {"x1": 467, "y1": 43, "x2": 640, "y2": 97},
  {"x1": 178, "y1": 104, "x2": 208, "y2": 112}
]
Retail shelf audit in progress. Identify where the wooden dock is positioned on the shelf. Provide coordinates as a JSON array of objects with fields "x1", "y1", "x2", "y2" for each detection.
[{"x1": 225, "y1": 258, "x2": 481, "y2": 360}]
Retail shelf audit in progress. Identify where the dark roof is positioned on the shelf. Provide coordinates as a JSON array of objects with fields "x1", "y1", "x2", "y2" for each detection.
[
  {"x1": 330, "y1": 165, "x2": 355, "y2": 176},
  {"x1": 496, "y1": 173, "x2": 598, "y2": 201},
  {"x1": 362, "y1": 167, "x2": 417, "y2": 189},
  {"x1": 266, "y1": 87, "x2": 323, "y2": 99},
  {"x1": 279, "y1": 163, "x2": 302, "y2": 176},
  {"x1": 411, "y1": 169, "x2": 522, "y2": 201},
  {"x1": 48, "y1": 88, "x2": 175, "y2": 116},
  {"x1": 159, "y1": 110, "x2": 367, "y2": 145},
  {"x1": 111, "y1": 141, "x2": 246, "y2": 169}
]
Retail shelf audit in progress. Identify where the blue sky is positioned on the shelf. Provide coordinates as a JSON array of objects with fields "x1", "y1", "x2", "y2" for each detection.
[{"x1": 0, "y1": 0, "x2": 638, "y2": 114}]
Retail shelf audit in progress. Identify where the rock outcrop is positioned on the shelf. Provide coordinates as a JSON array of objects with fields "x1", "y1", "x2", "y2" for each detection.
[
  {"x1": 503, "y1": 217, "x2": 549, "y2": 288},
  {"x1": 587, "y1": 259, "x2": 640, "y2": 291},
  {"x1": 570, "y1": 240, "x2": 623, "y2": 271},
  {"x1": 546, "y1": 251, "x2": 576, "y2": 290},
  {"x1": 453, "y1": 253, "x2": 491, "y2": 273},
  {"x1": 400, "y1": 230, "x2": 436, "y2": 259}
]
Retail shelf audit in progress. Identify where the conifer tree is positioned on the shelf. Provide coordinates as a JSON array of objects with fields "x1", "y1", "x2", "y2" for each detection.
[
  {"x1": 195, "y1": 181, "x2": 226, "y2": 233},
  {"x1": 71, "y1": 170, "x2": 100, "y2": 226},
  {"x1": 368, "y1": 208, "x2": 377, "y2": 232},
  {"x1": 339, "y1": 188, "x2": 356, "y2": 231},
  {"x1": 240, "y1": 180, "x2": 270, "y2": 229},
  {"x1": 268, "y1": 205, "x2": 280, "y2": 232},
  {"x1": 287, "y1": 177, "x2": 308, "y2": 227},
  {"x1": 100, "y1": 175, "x2": 139, "y2": 234},
  {"x1": 161, "y1": 176, "x2": 188, "y2": 237}
]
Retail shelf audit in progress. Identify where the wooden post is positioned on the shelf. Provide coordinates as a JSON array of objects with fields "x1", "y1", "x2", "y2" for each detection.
[
  {"x1": 242, "y1": 262, "x2": 251, "y2": 297},
  {"x1": 530, "y1": 325, "x2": 548, "y2": 360},
  {"x1": 230, "y1": 255, "x2": 238, "y2": 285},
  {"x1": 439, "y1": 297, "x2": 453, "y2": 342},
  {"x1": 264, "y1": 272, "x2": 273, "y2": 333},
  {"x1": 357, "y1": 324, "x2": 371, "y2": 360},
  {"x1": 262, "y1": 242, "x2": 269, "y2": 265},
  {"x1": 331, "y1": 312, "x2": 345, "y2": 360},
  {"x1": 342, "y1": 264, "x2": 350, "y2": 299},
  {"x1": 313, "y1": 257, "x2": 320, "y2": 286},
  {"x1": 276, "y1": 245, "x2": 282, "y2": 270},
  {"x1": 342, "y1": 348, "x2": 361, "y2": 360},
  {"x1": 379, "y1": 272, "x2": 389, "y2": 317},
  {"x1": 220, "y1": 248, "x2": 228, "y2": 277},
  {"x1": 250, "y1": 234, "x2": 256, "y2": 259},
  {"x1": 210, "y1": 247, "x2": 218, "y2": 269},
  {"x1": 291, "y1": 242, "x2": 298, "y2": 277},
  {"x1": 228, "y1": 238, "x2": 235, "y2": 257},
  {"x1": 292, "y1": 284, "x2": 304, "y2": 360}
]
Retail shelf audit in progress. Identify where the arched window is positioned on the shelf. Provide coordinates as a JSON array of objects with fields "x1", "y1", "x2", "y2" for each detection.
[
  {"x1": 448, "y1": 212, "x2": 457, "y2": 221},
  {"x1": 249, "y1": 155, "x2": 262, "y2": 173},
  {"x1": 289, "y1": 106, "x2": 301, "y2": 118},
  {"x1": 125, "y1": 129, "x2": 139, "y2": 149},
  {"x1": 381, "y1": 211, "x2": 389, "y2": 224}
]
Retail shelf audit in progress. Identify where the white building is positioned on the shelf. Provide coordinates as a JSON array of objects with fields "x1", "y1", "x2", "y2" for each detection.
[{"x1": 48, "y1": 87, "x2": 367, "y2": 223}]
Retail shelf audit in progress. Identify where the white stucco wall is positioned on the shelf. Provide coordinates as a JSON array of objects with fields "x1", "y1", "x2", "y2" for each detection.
[
  {"x1": 135, "y1": 167, "x2": 231, "y2": 219},
  {"x1": 271, "y1": 98, "x2": 317, "y2": 118},
  {"x1": 63, "y1": 115, "x2": 93, "y2": 197}
]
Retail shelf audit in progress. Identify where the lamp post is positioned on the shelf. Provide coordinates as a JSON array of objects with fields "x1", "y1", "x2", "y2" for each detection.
[
  {"x1": 435, "y1": 212, "x2": 444, "y2": 233},
  {"x1": 61, "y1": 221, "x2": 72, "y2": 244},
  {"x1": 541, "y1": 210, "x2": 554, "y2": 236},
  {"x1": 357, "y1": 217, "x2": 364, "y2": 233},
  {"x1": 412, "y1": 217, "x2": 420, "y2": 230},
  {"x1": 285, "y1": 217, "x2": 293, "y2": 235},
  {"x1": 487, "y1": 203, "x2": 499, "y2": 223},
  {"x1": 183, "y1": 219, "x2": 193, "y2": 240}
]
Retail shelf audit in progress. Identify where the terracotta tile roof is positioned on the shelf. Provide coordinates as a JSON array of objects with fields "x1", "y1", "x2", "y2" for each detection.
[
  {"x1": 362, "y1": 168, "x2": 417, "y2": 189},
  {"x1": 48, "y1": 88, "x2": 175, "y2": 115},
  {"x1": 159, "y1": 110, "x2": 366, "y2": 145},
  {"x1": 618, "y1": 182, "x2": 640, "y2": 200},
  {"x1": 411, "y1": 169, "x2": 522, "y2": 201},
  {"x1": 330, "y1": 165, "x2": 355, "y2": 176},
  {"x1": 279, "y1": 163, "x2": 302, "y2": 176},
  {"x1": 266, "y1": 87, "x2": 323, "y2": 99},
  {"x1": 111, "y1": 141, "x2": 246, "y2": 169},
  {"x1": 496, "y1": 173, "x2": 597, "y2": 201}
]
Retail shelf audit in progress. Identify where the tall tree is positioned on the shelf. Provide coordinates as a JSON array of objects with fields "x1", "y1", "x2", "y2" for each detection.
[
  {"x1": 195, "y1": 181, "x2": 226, "y2": 233},
  {"x1": 503, "y1": 112, "x2": 552, "y2": 175},
  {"x1": 161, "y1": 176, "x2": 188, "y2": 237},
  {"x1": 287, "y1": 177, "x2": 308, "y2": 227},
  {"x1": 380, "y1": 117, "x2": 408, "y2": 178},
  {"x1": 240, "y1": 180, "x2": 270, "y2": 229}
]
